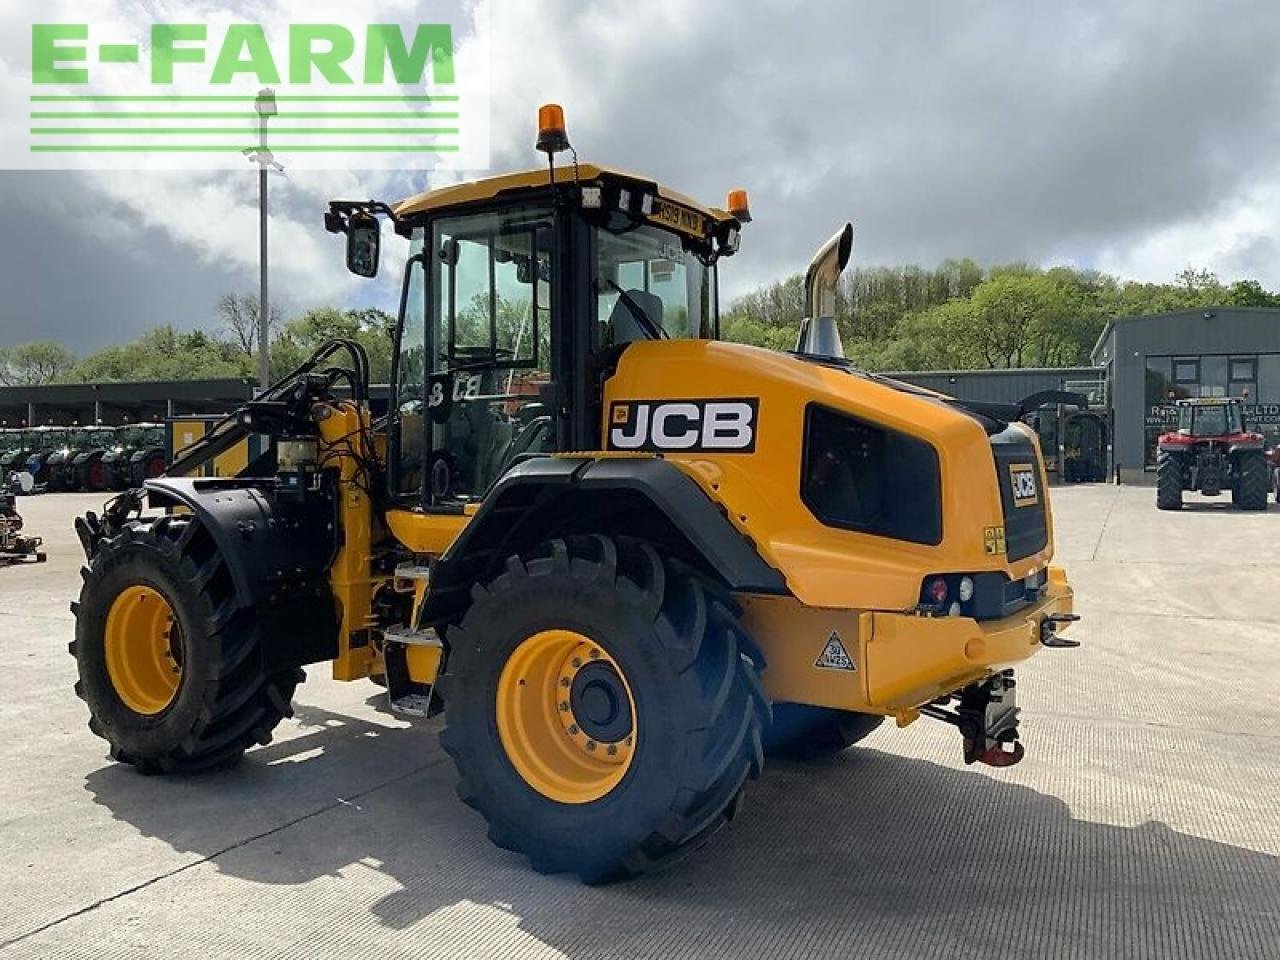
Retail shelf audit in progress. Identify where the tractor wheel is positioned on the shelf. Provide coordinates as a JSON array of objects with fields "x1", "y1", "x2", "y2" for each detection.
[
  {"x1": 1156, "y1": 449, "x2": 1183, "y2": 510},
  {"x1": 439, "y1": 535, "x2": 770, "y2": 883},
  {"x1": 1235, "y1": 451, "x2": 1269, "y2": 511},
  {"x1": 70, "y1": 516, "x2": 302, "y2": 774},
  {"x1": 764, "y1": 704, "x2": 884, "y2": 760},
  {"x1": 79, "y1": 460, "x2": 108, "y2": 492}
]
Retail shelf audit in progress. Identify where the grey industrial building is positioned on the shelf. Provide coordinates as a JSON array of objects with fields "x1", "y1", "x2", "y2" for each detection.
[
  {"x1": 1090, "y1": 306, "x2": 1280, "y2": 483},
  {"x1": 3, "y1": 307, "x2": 1277, "y2": 485},
  {"x1": 892, "y1": 308, "x2": 1280, "y2": 483}
]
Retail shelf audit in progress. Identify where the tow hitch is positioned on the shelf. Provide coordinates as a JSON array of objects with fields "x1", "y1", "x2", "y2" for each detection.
[
  {"x1": 921, "y1": 672, "x2": 1024, "y2": 767},
  {"x1": 1040, "y1": 612, "x2": 1081, "y2": 648}
]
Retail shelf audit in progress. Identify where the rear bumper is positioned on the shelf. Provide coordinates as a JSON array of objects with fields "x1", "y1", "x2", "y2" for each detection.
[{"x1": 864, "y1": 566, "x2": 1073, "y2": 711}]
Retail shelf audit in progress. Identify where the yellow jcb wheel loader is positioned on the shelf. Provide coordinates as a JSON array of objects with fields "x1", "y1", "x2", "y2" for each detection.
[{"x1": 71, "y1": 105, "x2": 1080, "y2": 882}]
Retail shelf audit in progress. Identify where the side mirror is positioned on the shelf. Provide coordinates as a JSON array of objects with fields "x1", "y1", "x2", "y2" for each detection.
[{"x1": 346, "y1": 214, "x2": 381, "y2": 278}]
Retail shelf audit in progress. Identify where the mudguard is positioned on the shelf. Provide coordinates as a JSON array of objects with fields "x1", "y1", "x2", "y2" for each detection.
[
  {"x1": 143, "y1": 476, "x2": 342, "y2": 670},
  {"x1": 423, "y1": 456, "x2": 788, "y2": 624}
]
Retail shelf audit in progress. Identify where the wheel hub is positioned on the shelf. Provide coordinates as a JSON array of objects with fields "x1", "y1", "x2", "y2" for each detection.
[
  {"x1": 103, "y1": 584, "x2": 182, "y2": 716},
  {"x1": 495, "y1": 630, "x2": 637, "y2": 804},
  {"x1": 569, "y1": 660, "x2": 632, "y2": 743}
]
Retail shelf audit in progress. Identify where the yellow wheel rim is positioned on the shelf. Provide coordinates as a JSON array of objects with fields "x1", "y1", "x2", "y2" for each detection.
[
  {"x1": 104, "y1": 585, "x2": 182, "y2": 716},
  {"x1": 496, "y1": 630, "x2": 637, "y2": 804}
]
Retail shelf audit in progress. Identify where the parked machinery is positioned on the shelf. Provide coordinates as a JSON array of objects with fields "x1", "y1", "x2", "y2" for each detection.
[
  {"x1": 0, "y1": 429, "x2": 34, "y2": 482},
  {"x1": 20, "y1": 426, "x2": 72, "y2": 491},
  {"x1": 46, "y1": 426, "x2": 118, "y2": 492},
  {"x1": 0, "y1": 490, "x2": 45, "y2": 565},
  {"x1": 70, "y1": 106, "x2": 1079, "y2": 881},
  {"x1": 102, "y1": 423, "x2": 167, "y2": 491},
  {"x1": 1155, "y1": 398, "x2": 1269, "y2": 510}
]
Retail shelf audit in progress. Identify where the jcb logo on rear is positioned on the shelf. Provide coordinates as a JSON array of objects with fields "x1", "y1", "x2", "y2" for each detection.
[
  {"x1": 608, "y1": 399, "x2": 758, "y2": 453},
  {"x1": 1009, "y1": 463, "x2": 1038, "y2": 507}
]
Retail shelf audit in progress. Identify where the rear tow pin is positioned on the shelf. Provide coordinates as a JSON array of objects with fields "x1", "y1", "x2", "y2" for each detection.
[{"x1": 1040, "y1": 613, "x2": 1081, "y2": 648}]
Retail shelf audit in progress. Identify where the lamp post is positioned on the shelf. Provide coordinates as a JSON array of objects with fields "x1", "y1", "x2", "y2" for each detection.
[{"x1": 246, "y1": 88, "x2": 282, "y2": 390}]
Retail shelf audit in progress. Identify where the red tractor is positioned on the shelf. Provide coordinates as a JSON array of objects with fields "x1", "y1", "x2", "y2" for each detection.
[{"x1": 1156, "y1": 398, "x2": 1269, "y2": 511}]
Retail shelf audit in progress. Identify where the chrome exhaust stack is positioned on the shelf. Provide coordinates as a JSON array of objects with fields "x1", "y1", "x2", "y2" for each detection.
[{"x1": 796, "y1": 222, "x2": 854, "y2": 359}]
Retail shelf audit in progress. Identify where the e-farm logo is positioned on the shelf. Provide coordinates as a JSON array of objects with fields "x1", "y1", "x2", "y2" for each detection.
[{"x1": 8, "y1": 6, "x2": 489, "y2": 170}]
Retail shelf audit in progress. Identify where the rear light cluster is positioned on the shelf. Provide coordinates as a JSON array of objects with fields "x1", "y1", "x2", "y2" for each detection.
[
  {"x1": 923, "y1": 575, "x2": 973, "y2": 617},
  {"x1": 919, "y1": 570, "x2": 1047, "y2": 620}
]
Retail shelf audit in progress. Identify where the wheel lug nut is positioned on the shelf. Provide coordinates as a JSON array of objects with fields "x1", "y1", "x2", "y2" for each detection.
[
  {"x1": 571, "y1": 657, "x2": 581, "y2": 668},
  {"x1": 559, "y1": 701, "x2": 569, "y2": 711},
  {"x1": 568, "y1": 724, "x2": 579, "y2": 735},
  {"x1": 586, "y1": 741, "x2": 597, "y2": 751},
  {"x1": 607, "y1": 744, "x2": 617, "y2": 756},
  {"x1": 589, "y1": 648, "x2": 599, "y2": 659}
]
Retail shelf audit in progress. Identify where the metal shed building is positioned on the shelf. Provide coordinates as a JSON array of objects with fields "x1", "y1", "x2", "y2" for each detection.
[{"x1": 1091, "y1": 307, "x2": 1280, "y2": 483}]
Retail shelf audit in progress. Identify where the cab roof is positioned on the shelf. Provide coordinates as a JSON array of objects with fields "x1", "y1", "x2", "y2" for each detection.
[{"x1": 393, "y1": 163, "x2": 734, "y2": 224}]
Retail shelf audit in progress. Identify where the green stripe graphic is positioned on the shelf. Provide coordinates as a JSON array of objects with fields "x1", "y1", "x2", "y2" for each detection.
[
  {"x1": 30, "y1": 94, "x2": 459, "y2": 102},
  {"x1": 32, "y1": 127, "x2": 460, "y2": 136},
  {"x1": 31, "y1": 111, "x2": 460, "y2": 120},
  {"x1": 30, "y1": 144, "x2": 462, "y2": 153}
]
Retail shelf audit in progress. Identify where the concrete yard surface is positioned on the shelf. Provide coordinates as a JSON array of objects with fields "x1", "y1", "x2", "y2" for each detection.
[{"x1": 0, "y1": 486, "x2": 1277, "y2": 959}]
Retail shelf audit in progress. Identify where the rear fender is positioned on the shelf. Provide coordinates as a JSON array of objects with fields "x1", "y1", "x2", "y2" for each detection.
[
  {"x1": 422, "y1": 456, "x2": 787, "y2": 625},
  {"x1": 143, "y1": 476, "x2": 342, "y2": 670}
]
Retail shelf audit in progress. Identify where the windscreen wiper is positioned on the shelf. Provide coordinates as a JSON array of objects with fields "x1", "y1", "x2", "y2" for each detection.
[{"x1": 601, "y1": 279, "x2": 667, "y2": 340}]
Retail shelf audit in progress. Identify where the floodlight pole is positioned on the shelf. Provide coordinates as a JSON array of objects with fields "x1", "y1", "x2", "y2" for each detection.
[{"x1": 250, "y1": 88, "x2": 280, "y2": 390}]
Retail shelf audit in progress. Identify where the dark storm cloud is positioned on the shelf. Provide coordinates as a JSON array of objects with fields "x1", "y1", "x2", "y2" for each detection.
[{"x1": 3, "y1": 0, "x2": 1280, "y2": 349}]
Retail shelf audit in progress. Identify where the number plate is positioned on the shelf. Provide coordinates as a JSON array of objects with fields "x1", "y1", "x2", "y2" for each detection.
[{"x1": 649, "y1": 198, "x2": 710, "y2": 238}]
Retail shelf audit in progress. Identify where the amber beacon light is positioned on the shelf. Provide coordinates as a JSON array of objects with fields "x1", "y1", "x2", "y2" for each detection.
[
  {"x1": 536, "y1": 103, "x2": 571, "y2": 155},
  {"x1": 727, "y1": 188, "x2": 752, "y2": 223}
]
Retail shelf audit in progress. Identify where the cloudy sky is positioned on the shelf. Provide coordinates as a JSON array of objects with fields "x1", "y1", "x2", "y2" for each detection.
[{"x1": 2, "y1": 0, "x2": 1280, "y2": 351}]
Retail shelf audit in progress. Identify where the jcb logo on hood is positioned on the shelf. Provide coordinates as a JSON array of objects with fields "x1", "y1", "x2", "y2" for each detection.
[
  {"x1": 608, "y1": 399, "x2": 758, "y2": 453},
  {"x1": 1009, "y1": 462, "x2": 1038, "y2": 507}
]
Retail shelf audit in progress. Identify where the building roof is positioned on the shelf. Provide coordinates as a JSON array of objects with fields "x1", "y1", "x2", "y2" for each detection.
[
  {"x1": 1090, "y1": 306, "x2": 1280, "y2": 365},
  {"x1": 393, "y1": 163, "x2": 736, "y2": 226},
  {"x1": 882, "y1": 366, "x2": 1102, "y2": 379}
]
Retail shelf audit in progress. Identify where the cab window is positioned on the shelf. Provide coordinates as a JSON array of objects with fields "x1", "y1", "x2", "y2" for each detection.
[{"x1": 428, "y1": 205, "x2": 556, "y2": 501}]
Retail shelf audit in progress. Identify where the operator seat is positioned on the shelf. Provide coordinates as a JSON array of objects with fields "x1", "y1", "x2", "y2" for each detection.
[{"x1": 607, "y1": 289, "x2": 664, "y2": 346}]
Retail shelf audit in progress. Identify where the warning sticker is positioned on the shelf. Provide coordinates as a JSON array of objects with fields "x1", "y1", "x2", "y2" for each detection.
[{"x1": 814, "y1": 631, "x2": 855, "y2": 671}]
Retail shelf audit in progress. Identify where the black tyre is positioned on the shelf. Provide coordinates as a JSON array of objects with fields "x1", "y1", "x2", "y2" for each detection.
[
  {"x1": 764, "y1": 704, "x2": 884, "y2": 760},
  {"x1": 439, "y1": 535, "x2": 770, "y2": 883},
  {"x1": 1156, "y1": 449, "x2": 1183, "y2": 510},
  {"x1": 71, "y1": 516, "x2": 302, "y2": 774},
  {"x1": 1235, "y1": 451, "x2": 1269, "y2": 511}
]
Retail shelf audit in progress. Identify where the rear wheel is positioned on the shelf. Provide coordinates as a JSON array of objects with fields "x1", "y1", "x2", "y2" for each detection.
[
  {"x1": 1156, "y1": 449, "x2": 1183, "y2": 510},
  {"x1": 764, "y1": 704, "x2": 884, "y2": 760},
  {"x1": 1235, "y1": 451, "x2": 1269, "y2": 511},
  {"x1": 71, "y1": 516, "x2": 302, "y2": 773},
  {"x1": 439, "y1": 535, "x2": 770, "y2": 882}
]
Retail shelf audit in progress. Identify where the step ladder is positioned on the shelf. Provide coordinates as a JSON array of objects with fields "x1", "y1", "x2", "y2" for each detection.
[{"x1": 383, "y1": 564, "x2": 443, "y2": 719}]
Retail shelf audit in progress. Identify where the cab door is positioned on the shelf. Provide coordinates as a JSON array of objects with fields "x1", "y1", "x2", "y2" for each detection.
[{"x1": 388, "y1": 202, "x2": 560, "y2": 518}]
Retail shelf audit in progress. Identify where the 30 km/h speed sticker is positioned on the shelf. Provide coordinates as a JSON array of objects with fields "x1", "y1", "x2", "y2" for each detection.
[{"x1": 814, "y1": 631, "x2": 855, "y2": 671}]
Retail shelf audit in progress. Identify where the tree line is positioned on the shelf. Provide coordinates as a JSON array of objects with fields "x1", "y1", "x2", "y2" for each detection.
[
  {"x1": 0, "y1": 296, "x2": 396, "y2": 387},
  {"x1": 2, "y1": 264, "x2": 1279, "y2": 387},
  {"x1": 721, "y1": 263, "x2": 1280, "y2": 370}
]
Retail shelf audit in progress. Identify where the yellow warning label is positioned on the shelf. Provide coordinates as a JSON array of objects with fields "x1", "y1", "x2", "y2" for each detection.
[{"x1": 984, "y1": 526, "x2": 1007, "y2": 556}]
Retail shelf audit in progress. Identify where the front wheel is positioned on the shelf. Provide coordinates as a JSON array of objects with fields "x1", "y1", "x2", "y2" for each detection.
[
  {"x1": 439, "y1": 535, "x2": 769, "y2": 882},
  {"x1": 71, "y1": 516, "x2": 302, "y2": 773}
]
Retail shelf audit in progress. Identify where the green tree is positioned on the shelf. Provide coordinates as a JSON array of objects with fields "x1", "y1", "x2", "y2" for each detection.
[
  {"x1": 0, "y1": 340, "x2": 78, "y2": 385},
  {"x1": 270, "y1": 306, "x2": 396, "y2": 381}
]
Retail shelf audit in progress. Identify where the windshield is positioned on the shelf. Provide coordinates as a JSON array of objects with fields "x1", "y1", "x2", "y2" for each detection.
[
  {"x1": 1178, "y1": 402, "x2": 1242, "y2": 437},
  {"x1": 594, "y1": 222, "x2": 716, "y2": 345},
  {"x1": 0, "y1": 432, "x2": 20, "y2": 451},
  {"x1": 120, "y1": 427, "x2": 145, "y2": 446}
]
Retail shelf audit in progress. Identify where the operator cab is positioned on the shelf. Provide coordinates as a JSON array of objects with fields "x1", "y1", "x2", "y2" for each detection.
[
  {"x1": 1176, "y1": 398, "x2": 1244, "y2": 438},
  {"x1": 330, "y1": 134, "x2": 748, "y2": 511}
]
